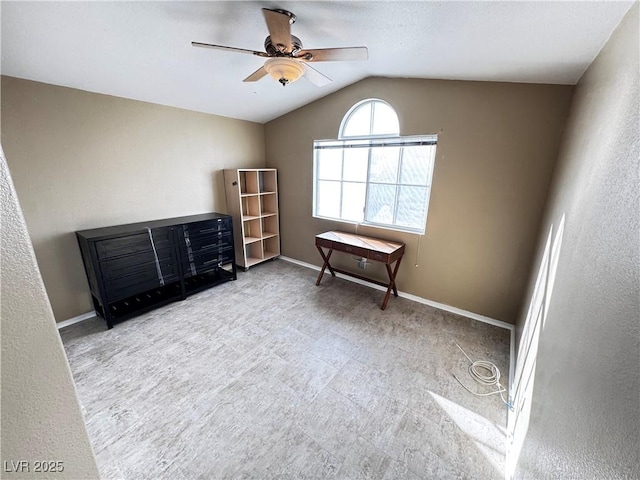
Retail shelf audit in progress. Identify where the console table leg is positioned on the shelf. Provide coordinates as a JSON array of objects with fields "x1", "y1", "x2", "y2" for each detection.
[
  {"x1": 390, "y1": 257, "x2": 402, "y2": 297},
  {"x1": 381, "y1": 257, "x2": 403, "y2": 310},
  {"x1": 381, "y1": 288, "x2": 391, "y2": 310},
  {"x1": 316, "y1": 247, "x2": 335, "y2": 286}
]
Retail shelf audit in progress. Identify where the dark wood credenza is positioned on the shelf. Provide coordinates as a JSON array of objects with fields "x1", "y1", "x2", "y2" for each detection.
[{"x1": 76, "y1": 213, "x2": 237, "y2": 329}]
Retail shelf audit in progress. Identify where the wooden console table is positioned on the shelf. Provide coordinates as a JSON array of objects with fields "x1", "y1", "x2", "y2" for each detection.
[{"x1": 315, "y1": 231, "x2": 405, "y2": 310}]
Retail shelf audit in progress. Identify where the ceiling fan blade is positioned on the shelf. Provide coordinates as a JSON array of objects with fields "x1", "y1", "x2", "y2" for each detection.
[
  {"x1": 243, "y1": 66, "x2": 268, "y2": 83},
  {"x1": 262, "y1": 8, "x2": 292, "y2": 53},
  {"x1": 192, "y1": 41, "x2": 268, "y2": 57},
  {"x1": 303, "y1": 64, "x2": 332, "y2": 87},
  {"x1": 296, "y1": 47, "x2": 369, "y2": 62}
]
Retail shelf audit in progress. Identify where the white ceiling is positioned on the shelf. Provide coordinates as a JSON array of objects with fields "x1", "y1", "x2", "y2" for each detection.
[{"x1": 1, "y1": 1, "x2": 634, "y2": 123}]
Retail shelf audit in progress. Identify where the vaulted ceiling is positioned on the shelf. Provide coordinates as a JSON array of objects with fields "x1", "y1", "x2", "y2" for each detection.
[{"x1": 1, "y1": 1, "x2": 634, "y2": 123}]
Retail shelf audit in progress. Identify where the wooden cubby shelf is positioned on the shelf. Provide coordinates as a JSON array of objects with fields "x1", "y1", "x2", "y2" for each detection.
[{"x1": 224, "y1": 168, "x2": 281, "y2": 270}]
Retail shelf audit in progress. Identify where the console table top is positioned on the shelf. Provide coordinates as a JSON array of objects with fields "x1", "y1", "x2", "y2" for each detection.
[{"x1": 316, "y1": 230, "x2": 404, "y2": 255}]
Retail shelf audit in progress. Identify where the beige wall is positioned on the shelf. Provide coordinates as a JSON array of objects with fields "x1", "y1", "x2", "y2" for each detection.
[
  {"x1": 1, "y1": 76, "x2": 265, "y2": 321},
  {"x1": 1, "y1": 148, "x2": 99, "y2": 479},
  {"x1": 265, "y1": 77, "x2": 573, "y2": 323},
  {"x1": 514, "y1": 3, "x2": 639, "y2": 478}
]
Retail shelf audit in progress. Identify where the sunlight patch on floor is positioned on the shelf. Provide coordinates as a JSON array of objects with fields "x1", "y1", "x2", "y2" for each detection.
[{"x1": 429, "y1": 390, "x2": 506, "y2": 477}]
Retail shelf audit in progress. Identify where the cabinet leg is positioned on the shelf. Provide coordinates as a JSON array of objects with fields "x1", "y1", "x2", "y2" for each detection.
[{"x1": 102, "y1": 308, "x2": 114, "y2": 329}]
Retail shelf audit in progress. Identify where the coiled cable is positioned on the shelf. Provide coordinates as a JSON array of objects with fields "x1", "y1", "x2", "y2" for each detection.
[{"x1": 453, "y1": 341, "x2": 512, "y2": 409}]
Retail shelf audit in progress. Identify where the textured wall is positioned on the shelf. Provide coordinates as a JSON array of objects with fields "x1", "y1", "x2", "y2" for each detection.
[
  {"x1": 514, "y1": 3, "x2": 639, "y2": 478},
  {"x1": 265, "y1": 78, "x2": 573, "y2": 323},
  {"x1": 1, "y1": 76, "x2": 265, "y2": 321},
  {"x1": 1, "y1": 148, "x2": 99, "y2": 478}
]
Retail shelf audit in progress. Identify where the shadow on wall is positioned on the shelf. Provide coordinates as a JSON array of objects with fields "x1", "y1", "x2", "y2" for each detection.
[
  {"x1": 212, "y1": 170, "x2": 227, "y2": 213},
  {"x1": 505, "y1": 214, "x2": 565, "y2": 479},
  {"x1": 31, "y1": 231, "x2": 94, "y2": 318}
]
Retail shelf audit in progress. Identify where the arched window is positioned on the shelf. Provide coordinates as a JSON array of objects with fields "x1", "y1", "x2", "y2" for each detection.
[
  {"x1": 339, "y1": 99, "x2": 400, "y2": 138},
  {"x1": 313, "y1": 99, "x2": 437, "y2": 234}
]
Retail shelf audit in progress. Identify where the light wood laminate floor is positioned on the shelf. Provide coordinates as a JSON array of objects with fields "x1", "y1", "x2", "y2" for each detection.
[{"x1": 61, "y1": 260, "x2": 511, "y2": 479}]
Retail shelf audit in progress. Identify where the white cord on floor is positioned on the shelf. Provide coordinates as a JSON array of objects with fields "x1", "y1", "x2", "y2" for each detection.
[{"x1": 453, "y1": 341, "x2": 512, "y2": 410}]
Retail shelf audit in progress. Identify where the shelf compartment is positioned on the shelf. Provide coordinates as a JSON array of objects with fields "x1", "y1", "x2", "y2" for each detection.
[
  {"x1": 263, "y1": 236, "x2": 280, "y2": 258},
  {"x1": 239, "y1": 170, "x2": 259, "y2": 195},
  {"x1": 260, "y1": 192, "x2": 278, "y2": 217},
  {"x1": 261, "y1": 216, "x2": 279, "y2": 238},
  {"x1": 259, "y1": 170, "x2": 277, "y2": 193},
  {"x1": 241, "y1": 195, "x2": 261, "y2": 218},
  {"x1": 245, "y1": 256, "x2": 264, "y2": 267},
  {"x1": 263, "y1": 251, "x2": 279, "y2": 261},
  {"x1": 244, "y1": 241, "x2": 264, "y2": 266},
  {"x1": 242, "y1": 217, "x2": 262, "y2": 241}
]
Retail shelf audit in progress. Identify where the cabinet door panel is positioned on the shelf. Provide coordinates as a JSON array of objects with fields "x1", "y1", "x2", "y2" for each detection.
[
  {"x1": 180, "y1": 231, "x2": 233, "y2": 254},
  {"x1": 100, "y1": 248, "x2": 175, "y2": 278},
  {"x1": 101, "y1": 251, "x2": 155, "y2": 280},
  {"x1": 105, "y1": 277, "x2": 167, "y2": 303},
  {"x1": 96, "y1": 233, "x2": 150, "y2": 260},
  {"x1": 184, "y1": 218, "x2": 232, "y2": 236},
  {"x1": 96, "y1": 228, "x2": 173, "y2": 260},
  {"x1": 101, "y1": 247, "x2": 179, "y2": 301},
  {"x1": 182, "y1": 245, "x2": 234, "y2": 277},
  {"x1": 217, "y1": 245, "x2": 235, "y2": 265}
]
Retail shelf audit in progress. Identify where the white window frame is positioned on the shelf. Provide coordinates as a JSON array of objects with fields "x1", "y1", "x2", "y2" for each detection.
[{"x1": 312, "y1": 99, "x2": 437, "y2": 234}]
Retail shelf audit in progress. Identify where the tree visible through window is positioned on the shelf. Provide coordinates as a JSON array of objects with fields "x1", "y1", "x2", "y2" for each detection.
[{"x1": 313, "y1": 99, "x2": 437, "y2": 234}]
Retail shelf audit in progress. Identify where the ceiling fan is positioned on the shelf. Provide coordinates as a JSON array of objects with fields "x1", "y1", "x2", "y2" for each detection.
[{"x1": 192, "y1": 8, "x2": 368, "y2": 87}]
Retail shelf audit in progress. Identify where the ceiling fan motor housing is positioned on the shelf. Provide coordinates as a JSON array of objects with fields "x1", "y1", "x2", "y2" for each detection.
[{"x1": 265, "y1": 35, "x2": 303, "y2": 56}]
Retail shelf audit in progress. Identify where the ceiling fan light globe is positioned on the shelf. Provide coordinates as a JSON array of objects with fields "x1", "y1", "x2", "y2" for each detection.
[{"x1": 264, "y1": 58, "x2": 305, "y2": 86}]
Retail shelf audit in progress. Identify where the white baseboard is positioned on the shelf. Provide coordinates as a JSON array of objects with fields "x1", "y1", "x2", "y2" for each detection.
[
  {"x1": 279, "y1": 255, "x2": 516, "y2": 391},
  {"x1": 57, "y1": 311, "x2": 96, "y2": 330},
  {"x1": 279, "y1": 256, "x2": 513, "y2": 330}
]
